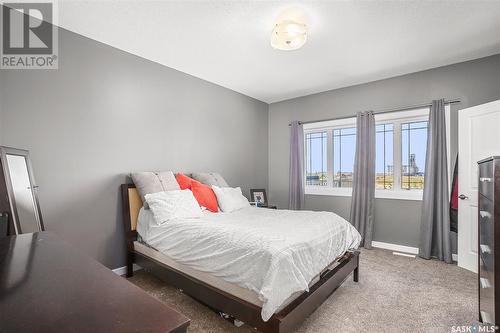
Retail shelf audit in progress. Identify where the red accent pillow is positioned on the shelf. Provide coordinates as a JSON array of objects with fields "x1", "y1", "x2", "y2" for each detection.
[
  {"x1": 176, "y1": 173, "x2": 199, "y2": 190},
  {"x1": 191, "y1": 181, "x2": 219, "y2": 213}
]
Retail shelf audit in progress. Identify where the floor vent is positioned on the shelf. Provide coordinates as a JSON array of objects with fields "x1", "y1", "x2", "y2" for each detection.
[{"x1": 392, "y1": 251, "x2": 416, "y2": 258}]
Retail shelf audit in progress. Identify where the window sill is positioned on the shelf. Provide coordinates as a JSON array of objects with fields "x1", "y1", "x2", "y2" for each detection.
[{"x1": 305, "y1": 187, "x2": 423, "y2": 201}]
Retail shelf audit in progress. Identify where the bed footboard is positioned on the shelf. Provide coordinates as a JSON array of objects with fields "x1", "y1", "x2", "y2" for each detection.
[
  {"x1": 135, "y1": 249, "x2": 359, "y2": 333},
  {"x1": 273, "y1": 251, "x2": 359, "y2": 333}
]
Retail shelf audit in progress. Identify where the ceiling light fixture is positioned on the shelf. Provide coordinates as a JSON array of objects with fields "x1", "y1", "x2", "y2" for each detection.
[{"x1": 271, "y1": 19, "x2": 307, "y2": 51}]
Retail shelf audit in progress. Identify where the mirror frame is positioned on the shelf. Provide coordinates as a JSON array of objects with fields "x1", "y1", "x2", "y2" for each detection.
[{"x1": 0, "y1": 146, "x2": 44, "y2": 234}]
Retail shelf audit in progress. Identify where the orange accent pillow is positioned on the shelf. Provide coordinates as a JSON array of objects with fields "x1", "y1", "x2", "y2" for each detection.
[
  {"x1": 176, "y1": 173, "x2": 199, "y2": 190},
  {"x1": 191, "y1": 181, "x2": 219, "y2": 213}
]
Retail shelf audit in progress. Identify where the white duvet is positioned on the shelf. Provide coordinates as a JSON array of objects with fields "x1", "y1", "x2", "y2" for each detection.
[{"x1": 137, "y1": 206, "x2": 361, "y2": 321}]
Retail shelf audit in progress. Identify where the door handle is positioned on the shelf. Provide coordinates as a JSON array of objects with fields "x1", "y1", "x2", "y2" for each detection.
[{"x1": 458, "y1": 194, "x2": 468, "y2": 200}]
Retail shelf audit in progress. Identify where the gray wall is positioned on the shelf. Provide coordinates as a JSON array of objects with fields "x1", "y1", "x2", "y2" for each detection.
[
  {"x1": 269, "y1": 54, "x2": 500, "y2": 249},
  {"x1": 0, "y1": 28, "x2": 268, "y2": 269},
  {"x1": 3, "y1": 23, "x2": 500, "y2": 267}
]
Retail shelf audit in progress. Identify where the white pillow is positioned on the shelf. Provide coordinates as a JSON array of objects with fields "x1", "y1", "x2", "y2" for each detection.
[
  {"x1": 145, "y1": 190, "x2": 202, "y2": 225},
  {"x1": 212, "y1": 186, "x2": 250, "y2": 213}
]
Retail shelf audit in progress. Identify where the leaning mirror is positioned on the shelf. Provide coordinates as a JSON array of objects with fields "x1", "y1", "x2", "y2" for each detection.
[{"x1": 0, "y1": 147, "x2": 44, "y2": 234}]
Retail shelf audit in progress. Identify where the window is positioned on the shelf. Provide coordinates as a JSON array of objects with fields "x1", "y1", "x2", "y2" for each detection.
[
  {"x1": 332, "y1": 127, "x2": 356, "y2": 188},
  {"x1": 304, "y1": 106, "x2": 450, "y2": 200},
  {"x1": 305, "y1": 132, "x2": 327, "y2": 186},
  {"x1": 375, "y1": 124, "x2": 394, "y2": 189},
  {"x1": 304, "y1": 117, "x2": 357, "y2": 197},
  {"x1": 401, "y1": 121, "x2": 428, "y2": 190},
  {"x1": 375, "y1": 110, "x2": 429, "y2": 199}
]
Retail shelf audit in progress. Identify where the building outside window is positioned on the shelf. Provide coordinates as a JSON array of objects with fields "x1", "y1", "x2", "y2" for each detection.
[{"x1": 401, "y1": 121, "x2": 428, "y2": 190}]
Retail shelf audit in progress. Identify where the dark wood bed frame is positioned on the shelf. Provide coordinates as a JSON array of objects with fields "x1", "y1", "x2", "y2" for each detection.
[{"x1": 121, "y1": 184, "x2": 359, "y2": 333}]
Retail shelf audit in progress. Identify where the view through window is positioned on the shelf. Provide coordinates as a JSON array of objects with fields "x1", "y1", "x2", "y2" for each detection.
[
  {"x1": 333, "y1": 127, "x2": 356, "y2": 187},
  {"x1": 401, "y1": 121, "x2": 428, "y2": 190},
  {"x1": 305, "y1": 132, "x2": 327, "y2": 186},
  {"x1": 375, "y1": 123, "x2": 394, "y2": 189},
  {"x1": 304, "y1": 107, "x2": 431, "y2": 197}
]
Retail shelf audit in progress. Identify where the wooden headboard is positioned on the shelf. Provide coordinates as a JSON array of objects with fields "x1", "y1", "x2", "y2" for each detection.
[
  {"x1": 122, "y1": 184, "x2": 142, "y2": 231},
  {"x1": 121, "y1": 184, "x2": 142, "y2": 253}
]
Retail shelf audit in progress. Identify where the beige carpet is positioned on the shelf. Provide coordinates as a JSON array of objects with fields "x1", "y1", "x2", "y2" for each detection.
[{"x1": 128, "y1": 248, "x2": 477, "y2": 333}]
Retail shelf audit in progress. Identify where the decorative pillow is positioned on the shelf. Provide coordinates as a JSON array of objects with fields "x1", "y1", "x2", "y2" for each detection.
[
  {"x1": 191, "y1": 172, "x2": 229, "y2": 187},
  {"x1": 212, "y1": 186, "x2": 250, "y2": 213},
  {"x1": 175, "y1": 173, "x2": 200, "y2": 190},
  {"x1": 131, "y1": 171, "x2": 180, "y2": 207},
  {"x1": 191, "y1": 182, "x2": 219, "y2": 213},
  {"x1": 145, "y1": 190, "x2": 202, "y2": 225}
]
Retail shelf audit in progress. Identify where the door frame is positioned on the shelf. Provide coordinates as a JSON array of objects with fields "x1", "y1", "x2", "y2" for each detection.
[{"x1": 457, "y1": 100, "x2": 500, "y2": 272}]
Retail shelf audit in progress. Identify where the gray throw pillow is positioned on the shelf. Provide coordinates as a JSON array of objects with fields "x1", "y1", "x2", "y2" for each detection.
[
  {"x1": 191, "y1": 172, "x2": 229, "y2": 187},
  {"x1": 131, "y1": 171, "x2": 180, "y2": 207}
]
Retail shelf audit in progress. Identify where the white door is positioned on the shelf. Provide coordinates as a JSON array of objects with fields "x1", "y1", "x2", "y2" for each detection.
[{"x1": 458, "y1": 100, "x2": 500, "y2": 272}]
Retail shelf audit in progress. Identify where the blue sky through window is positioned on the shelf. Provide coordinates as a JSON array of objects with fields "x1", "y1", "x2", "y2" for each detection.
[
  {"x1": 333, "y1": 127, "x2": 356, "y2": 174},
  {"x1": 375, "y1": 124, "x2": 394, "y2": 174},
  {"x1": 306, "y1": 122, "x2": 427, "y2": 177},
  {"x1": 402, "y1": 121, "x2": 427, "y2": 174}
]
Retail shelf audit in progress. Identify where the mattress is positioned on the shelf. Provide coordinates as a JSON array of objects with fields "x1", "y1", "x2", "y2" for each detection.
[{"x1": 137, "y1": 206, "x2": 361, "y2": 321}]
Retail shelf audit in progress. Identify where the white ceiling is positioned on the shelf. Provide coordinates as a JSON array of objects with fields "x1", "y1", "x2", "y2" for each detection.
[{"x1": 58, "y1": 1, "x2": 500, "y2": 103}]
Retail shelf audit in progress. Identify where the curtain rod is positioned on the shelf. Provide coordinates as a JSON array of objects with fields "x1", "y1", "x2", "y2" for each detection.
[{"x1": 288, "y1": 98, "x2": 461, "y2": 126}]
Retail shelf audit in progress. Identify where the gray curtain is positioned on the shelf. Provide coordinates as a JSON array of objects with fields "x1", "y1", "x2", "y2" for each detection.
[
  {"x1": 350, "y1": 111, "x2": 376, "y2": 249},
  {"x1": 289, "y1": 121, "x2": 305, "y2": 210},
  {"x1": 419, "y1": 99, "x2": 452, "y2": 263}
]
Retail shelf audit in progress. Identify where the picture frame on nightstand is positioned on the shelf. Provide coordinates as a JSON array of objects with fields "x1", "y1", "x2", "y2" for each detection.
[{"x1": 250, "y1": 189, "x2": 267, "y2": 206}]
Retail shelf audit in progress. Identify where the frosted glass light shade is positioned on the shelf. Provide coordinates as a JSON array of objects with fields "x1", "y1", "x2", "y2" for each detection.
[{"x1": 270, "y1": 20, "x2": 307, "y2": 51}]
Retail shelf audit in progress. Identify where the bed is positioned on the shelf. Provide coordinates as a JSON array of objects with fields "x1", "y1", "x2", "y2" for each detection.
[{"x1": 121, "y1": 184, "x2": 361, "y2": 333}]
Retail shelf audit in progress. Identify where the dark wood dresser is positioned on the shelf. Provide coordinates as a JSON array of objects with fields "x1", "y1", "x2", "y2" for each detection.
[
  {"x1": 478, "y1": 156, "x2": 500, "y2": 325},
  {"x1": 0, "y1": 232, "x2": 190, "y2": 333}
]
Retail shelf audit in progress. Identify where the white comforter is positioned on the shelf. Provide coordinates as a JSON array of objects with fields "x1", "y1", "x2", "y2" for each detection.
[{"x1": 137, "y1": 206, "x2": 361, "y2": 321}]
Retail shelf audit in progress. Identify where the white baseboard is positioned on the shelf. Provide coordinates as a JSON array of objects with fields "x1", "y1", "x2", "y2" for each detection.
[
  {"x1": 112, "y1": 264, "x2": 141, "y2": 276},
  {"x1": 393, "y1": 252, "x2": 416, "y2": 258},
  {"x1": 371, "y1": 241, "x2": 458, "y2": 262},
  {"x1": 371, "y1": 241, "x2": 419, "y2": 254}
]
